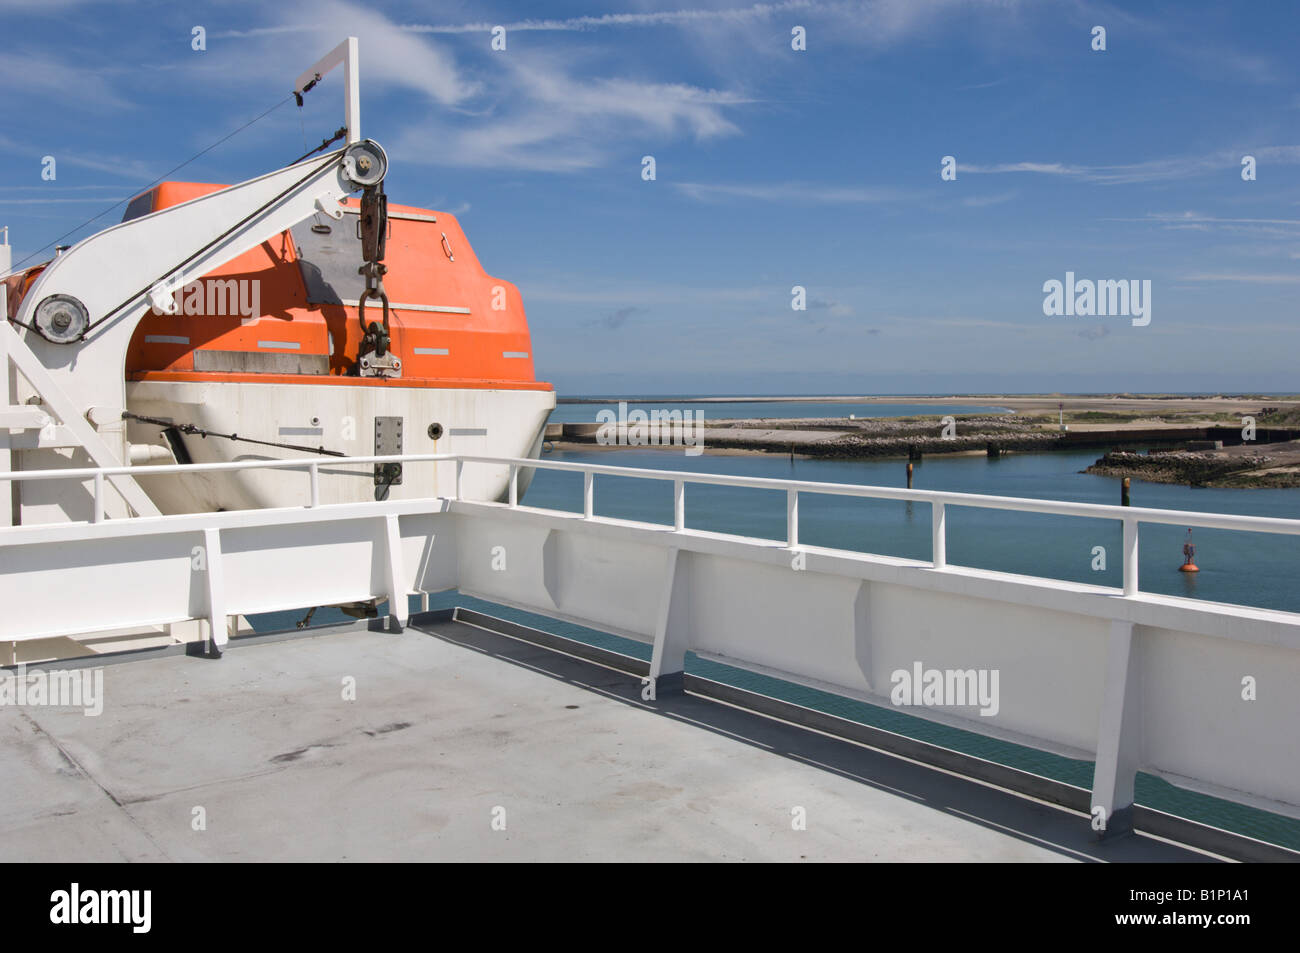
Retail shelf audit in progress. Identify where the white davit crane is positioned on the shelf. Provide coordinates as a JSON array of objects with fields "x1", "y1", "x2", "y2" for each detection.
[{"x1": 1, "y1": 38, "x2": 385, "y2": 522}]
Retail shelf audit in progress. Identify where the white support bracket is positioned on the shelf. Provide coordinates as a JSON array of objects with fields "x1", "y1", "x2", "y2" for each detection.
[
  {"x1": 646, "y1": 547, "x2": 690, "y2": 699},
  {"x1": 382, "y1": 513, "x2": 408, "y2": 631},
  {"x1": 1091, "y1": 620, "x2": 1141, "y2": 840}
]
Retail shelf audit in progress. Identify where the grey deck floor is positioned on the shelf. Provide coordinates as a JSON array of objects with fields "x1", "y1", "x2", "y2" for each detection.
[{"x1": 0, "y1": 616, "x2": 1214, "y2": 862}]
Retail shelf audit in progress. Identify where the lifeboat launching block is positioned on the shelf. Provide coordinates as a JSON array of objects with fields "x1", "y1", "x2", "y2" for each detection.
[{"x1": 1, "y1": 38, "x2": 553, "y2": 524}]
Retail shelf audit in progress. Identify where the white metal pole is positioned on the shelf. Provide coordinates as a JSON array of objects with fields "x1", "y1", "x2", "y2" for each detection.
[
  {"x1": 344, "y1": 36, "x2": 360, "y2": 143},
  {"x1": 932, "y1": 501, "x2": 946, "y2": 569},
  {"x1": 1123, "y1": 517, "x2": 1139, "y2": 596},
  {"x1": 295, "y1": 37, "x2": 361, "y2": 145}
]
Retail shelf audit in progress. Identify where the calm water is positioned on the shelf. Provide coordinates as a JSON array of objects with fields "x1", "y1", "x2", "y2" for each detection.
[
  {"x1": 523, "y1": 447, "x2": 1300, "y2": 614},
  {"x1": 547, "y1": 400, "x2": 1010, "y2": 423}
]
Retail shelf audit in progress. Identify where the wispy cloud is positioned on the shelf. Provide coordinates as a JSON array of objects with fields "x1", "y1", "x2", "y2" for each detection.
[
  {"x1": 524, "y1": 282, "x2": 767, "y2": 306},
  {"x1": 1111, "y1": 212, "x2": 1300, "y2": 227},
  {"x1": 961, "y1": 190, "x2": 1017, "y2": 207},
  {"x1": 0, "y1": 52, "x2": 133, "y2": 111},
  {"x1": 1180, "y1": 273, "x2": 1300, "y2": 284},
  {"x1": 673, "y1": 181, "x2": 909, "y2": 203},
  {"x1": 400, "y1": 1, "x2": 819, "y2": 35},
  {"x1": 306, "y1": 0, "x2": 476, "y2": 105},
  {"x1": 0, "y1": 133, "x2": 156, "y2": 181},
  {"x1": 514, "y1": 64, "x2": 746, "y2": 138},
  {"x1": 214, "y1": 1, "x2": 752, "y2": 173},
  {"x1": 392, "y1": 56, "x2": 746, "y2": 171},
  {"x1": 805, "y1": 297, "x2": 853, "y2": 317},
  {"x1": 961, "y1": 145, "x2": 1300, "y2": 185}
]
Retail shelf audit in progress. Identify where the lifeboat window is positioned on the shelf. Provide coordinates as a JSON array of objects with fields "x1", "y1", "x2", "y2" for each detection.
[
  {"x1": 121, "y1": 191, "x2": 155, "y2": 223},
  {"x1": 290, "y1": 217, "x2": 363, "y2": 305}
]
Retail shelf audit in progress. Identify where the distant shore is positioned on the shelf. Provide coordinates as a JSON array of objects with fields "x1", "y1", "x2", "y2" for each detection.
[
  {"x1": 545, "y1": 395, "x2": 1300, "y2": 487},
  {"x1": 557, "y1": 393, "x2": 1300, "y2": 410}
]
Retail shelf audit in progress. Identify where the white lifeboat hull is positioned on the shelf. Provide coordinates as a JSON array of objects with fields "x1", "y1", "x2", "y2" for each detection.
[{"x1": 123, "y1": 379, "x2": 555, "y2": 513}]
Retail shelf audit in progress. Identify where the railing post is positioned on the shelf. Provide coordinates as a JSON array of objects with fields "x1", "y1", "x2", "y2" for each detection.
[
  {"x1": 583, "y1": 470, "x2": 594, "y2": 519},
  {"x1": 674, "y1": 479, "x2": 685, "y2": 531},
  {"x1": 93, "y1": 470, "x2": 104, "y2": 523},
  {"x1": 308, "y1": 462, "x2": 319, "y2": 508},
  {"x1": 508, "y1": 465, "x2": 518, "y2": 507},
  {"x1": 454, "y1": 459, "x2": 463, "y2": 500},
  {"x1": 381, "y1": 513, "x2": 408, "y2": 631},
  {"x1": 787, "y1": 489, "x2": 799, "y2": 548},
  {"x1": 200, "y1": 527, "x2": 226, "y2": 656},
  {"x1": 1123, "y1": 516, "x2": 1139, "y2": 596},
  {"x1": 931, "y1": 501, "x2": 946, "y2": 569}
]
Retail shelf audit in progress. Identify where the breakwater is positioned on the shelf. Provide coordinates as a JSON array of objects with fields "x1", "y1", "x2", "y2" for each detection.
[
  {"x1": 545, "y1": 416, "x2": 1300, "y2": 462},
  {"x1": 1087, "y1": 450, "x2": 1300, "y2": 488}
]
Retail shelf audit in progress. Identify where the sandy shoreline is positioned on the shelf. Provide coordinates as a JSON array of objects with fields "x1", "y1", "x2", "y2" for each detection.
[
  {"x1": 557, "y1": 394, "x2": 1300, "y2": 415},
  {"x1": 543, "y1": 396, "x2": 1300, "y2": 486}
]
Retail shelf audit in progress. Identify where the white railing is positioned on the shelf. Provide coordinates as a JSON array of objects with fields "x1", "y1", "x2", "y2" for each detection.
[
  {"x1": 5, "y1": 451, "x2": 1300, "y2": 605},
  {"x1": 470, "y1": 454, "x2": 1300, "y2": 604}
]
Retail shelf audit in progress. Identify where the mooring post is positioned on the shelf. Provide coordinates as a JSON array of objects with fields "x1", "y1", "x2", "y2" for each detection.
[
  {"x1": 1121, "y1": 477, "x2": 1131, "y2": 507},
  {"x1": 906, "y1": 461, "x2": 913, "y2": 488}
]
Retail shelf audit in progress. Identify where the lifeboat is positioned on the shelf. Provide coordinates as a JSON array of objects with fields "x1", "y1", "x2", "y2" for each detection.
[{"x1": 119, "y1": 183, "x2": 554, "y2": 513}]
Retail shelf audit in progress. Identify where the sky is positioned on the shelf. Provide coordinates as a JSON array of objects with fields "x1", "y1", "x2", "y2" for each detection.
[{"x1": 1, "y1": 0, "x2": 1298, "y2": 395}]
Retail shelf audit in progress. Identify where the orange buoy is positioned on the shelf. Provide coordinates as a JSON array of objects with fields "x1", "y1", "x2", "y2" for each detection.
[{"x1": 1179, "y1": 529, "x2": 1199, "y2": 573}]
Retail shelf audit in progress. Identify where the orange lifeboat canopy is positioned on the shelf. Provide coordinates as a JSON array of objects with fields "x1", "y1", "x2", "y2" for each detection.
[{"x1": 124, "y1": 182, "x2": 550, "y2": 392}]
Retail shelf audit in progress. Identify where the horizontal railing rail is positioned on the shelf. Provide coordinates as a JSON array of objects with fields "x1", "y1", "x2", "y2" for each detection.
[{"x1": 5, "y1": 451, "x2": 1300, "y2": 603}]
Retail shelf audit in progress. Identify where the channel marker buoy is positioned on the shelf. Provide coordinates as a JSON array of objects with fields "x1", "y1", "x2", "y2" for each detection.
[{"x1": 1179, "y1": 528, "x2": 1199, "y2": 573}]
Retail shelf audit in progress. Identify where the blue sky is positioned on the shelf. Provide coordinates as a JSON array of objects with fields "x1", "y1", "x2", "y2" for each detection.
[{"x1": 2, "y1": 0, "x2": 1298, "y2": 395}]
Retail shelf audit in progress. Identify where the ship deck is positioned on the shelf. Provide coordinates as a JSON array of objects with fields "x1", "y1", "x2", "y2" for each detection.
[{"x1": 0, "y1": 612, "x2": 1217, "y2": 862}]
